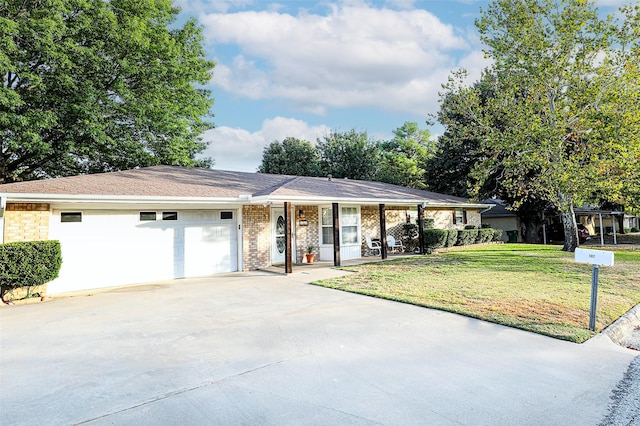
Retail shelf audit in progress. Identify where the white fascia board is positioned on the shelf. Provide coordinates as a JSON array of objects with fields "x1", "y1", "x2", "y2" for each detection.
[
  {"x1": 0, "y1": 192, "x2": 241, "y2": 205},
  {"x1": 0, "y1": 192, "x2": 494, "y2": 210},
  {"x1": 421, "y1": 202, "x2": 493, "y2": 209},
  {"x1": 250, "y1": 195, "x2": 492, "y2": 209}
]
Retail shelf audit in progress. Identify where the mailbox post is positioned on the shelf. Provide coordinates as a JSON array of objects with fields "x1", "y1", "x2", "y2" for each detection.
[{"x1": 574, "y1": 248, "x2": 615, "y2": 331}]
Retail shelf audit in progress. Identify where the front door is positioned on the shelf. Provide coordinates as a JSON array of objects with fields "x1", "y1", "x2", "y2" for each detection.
[{"x1": 271, "y1": 208, "x2": 286, "y2": 264}]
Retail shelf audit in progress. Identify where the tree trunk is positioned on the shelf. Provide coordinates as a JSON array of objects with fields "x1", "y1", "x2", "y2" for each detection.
[
  {"x1": 561, "y1": 205, "x2": 578, "y2": 252},
  {"x1": 617, "y1": 214, "x2": 624, "y2": 234},
  {"x1": 527, "y1": 222, "x2": 544, "y2": 244}
]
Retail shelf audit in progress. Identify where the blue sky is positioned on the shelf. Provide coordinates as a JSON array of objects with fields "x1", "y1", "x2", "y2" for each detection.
[{"x1": 174, "y1": 0, "x2": 625, "y2": 172}]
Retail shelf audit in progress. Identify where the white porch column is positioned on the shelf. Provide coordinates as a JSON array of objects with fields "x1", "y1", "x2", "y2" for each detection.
[{"x1": 599, "y1": 213, "x2": 604, "y2": 246}]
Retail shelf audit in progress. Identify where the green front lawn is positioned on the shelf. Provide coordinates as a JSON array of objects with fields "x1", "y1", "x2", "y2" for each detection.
[{"x1": 313, "y1": 244, "x2": 640, "y2": 343}]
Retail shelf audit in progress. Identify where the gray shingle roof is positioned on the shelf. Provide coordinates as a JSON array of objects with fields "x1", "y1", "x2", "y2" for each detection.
[
  {"x1": 480, "y1": 199, "x2": 517, "y2": 217},
  {"x1": 0, "y1": 166, "x2": 479, "y2": 206}
]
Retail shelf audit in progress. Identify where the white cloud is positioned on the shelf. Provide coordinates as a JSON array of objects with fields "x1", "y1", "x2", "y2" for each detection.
[
  {"x1": 199, "y1": 117, "x2": 331, "y2": 171},
  {"x1": 201, "y1": 2, "x2": 488, "y2": 117}
]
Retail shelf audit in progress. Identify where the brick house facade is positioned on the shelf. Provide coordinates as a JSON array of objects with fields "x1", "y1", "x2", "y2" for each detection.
[{"x1": 1, "y1": 166, "x2": 490, "y2": 293}]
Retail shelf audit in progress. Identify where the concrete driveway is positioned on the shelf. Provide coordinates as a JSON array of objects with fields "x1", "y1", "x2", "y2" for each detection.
[{"x1": 0, "y1": 266, "x2": 636, "y2": 425}]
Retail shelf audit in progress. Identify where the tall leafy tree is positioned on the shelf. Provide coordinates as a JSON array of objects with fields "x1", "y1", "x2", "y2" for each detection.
[
  {"x1": 0, "y1": 0, "x2": 215, "y2": 183},
  {"x1": 441, "y1": 0, "x2": 640, "y2": 251},
  {"x1": 376, "y1": 121, "x2": 434, "y2": 189},
  {"x1": 426, "y1": 72, "x2": 499, "y2": 198},
  {"x1": 257, "y1": 137, "x2": 321, "y2": 176},
  {"x1": 430, "y1": 71, "x2": 556, "y2": 243},
  {"x1": 317, "y1": 129, "x2": 379, "y2": 181}
]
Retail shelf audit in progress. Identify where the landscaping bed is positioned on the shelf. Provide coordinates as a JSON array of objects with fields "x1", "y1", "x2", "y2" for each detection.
[{"x1": 313, "y1": 244, "x2": 640, "y2": 343}]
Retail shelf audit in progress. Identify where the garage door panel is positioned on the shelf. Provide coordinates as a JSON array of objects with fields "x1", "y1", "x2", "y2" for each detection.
[
  {"x1": 48, "y1": 209, "x2": 237, "y2": 294},
  {"x1": 184, "y1": 223, "x2": 237, "y2": 276}
]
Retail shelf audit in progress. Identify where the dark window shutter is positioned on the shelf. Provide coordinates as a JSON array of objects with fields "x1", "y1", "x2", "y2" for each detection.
[
  {"x1": 463, "y1": 210, "x2": 468, "y2": 224},
  {"x1": 452, "y1": 210, "x2": 457, "y2": 224}
]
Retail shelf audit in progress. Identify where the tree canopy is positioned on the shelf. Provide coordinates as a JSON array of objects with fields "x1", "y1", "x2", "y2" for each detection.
[
  {"x1": 316, "y1": 129, "x2": 379, "y2": 181},
  {"x1": 376, "y1": 121, "x2": 434, "y2": 189},
  {"x1": 438, "y1": 0, "x2": 640, "y2": 250},
  {"x1": 257, "y1": 137, "x2": 321, "y2": 176},
  {"x1": 0, "y1": 0, "x2": 215, "y2": 183}
]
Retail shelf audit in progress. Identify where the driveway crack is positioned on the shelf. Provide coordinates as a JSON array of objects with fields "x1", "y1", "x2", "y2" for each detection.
[{"x1": 74, "y1": 359, "x2": 288, "y2": 425}]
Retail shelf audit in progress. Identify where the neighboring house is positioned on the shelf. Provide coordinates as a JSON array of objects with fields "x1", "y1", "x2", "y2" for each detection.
[
  {"x1": 574, "y1": 207, "x2": 624, "y2": 235},
  {"x1": 480, "y1": 199, "x2": 521, "y2": 242},
  {"x1": 0, "y1": 166, "x2": 490, "y2": 294},
  {"x1": 623, "y1": 214, "x2": 640, "y2": 231}
]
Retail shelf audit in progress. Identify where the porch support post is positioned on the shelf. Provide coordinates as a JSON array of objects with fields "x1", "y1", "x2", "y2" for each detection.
[
  {"x1": 284, "y1": 201, "x2": 292, "y2": 274},
  {"x1": 599, "y1": 213, "x2": 604, "y2": 246},
  {"x1": 332, "y1": 202, "x2": 341, "y2": 266},
  {"x1": 379, "y1": 204, "x2": 387, "y2": 259},
  {"x1": 612, "y1": 214, "x2": 617, "y2": 245},
  {"x1": 418, "y1": 204, "x2": 425, "y2": 255}
]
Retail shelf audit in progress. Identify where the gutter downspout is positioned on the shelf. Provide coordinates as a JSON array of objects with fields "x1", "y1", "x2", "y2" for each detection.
[{"x1": 0, "y1": 196, "x2": 5, "y2": 244}]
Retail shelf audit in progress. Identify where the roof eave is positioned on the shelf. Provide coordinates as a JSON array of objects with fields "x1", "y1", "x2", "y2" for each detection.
[
  {"x1": 0, "y1": 193, "x2": 241, "y2": 205},
  {"x1": 1, "y1": 192, "x2": 492, "y2": 209}
]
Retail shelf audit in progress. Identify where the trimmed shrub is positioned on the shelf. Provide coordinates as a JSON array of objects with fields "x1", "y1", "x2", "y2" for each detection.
[
  {"x1": 481, "y1": 223, "x2": 492, "y2": 228},
  {"x1": 492, "y1": 228, "x2": 504, "y2": 242},
  {"x1": 423, "y1": 229, "x2": 447, "y2": 250},
  {"x1": 624, "y1": 228, "x2": 631, "y2": 234},
  {"x1": 423, "y1": 218, "x2": 435, "y2": 229},
  {"x1": 632, "y1": 227, "x2": 640, "y2": 233},
  {"x1": 478, "y1": 228, "x2": 494, "y2": 243},
  {"x1": 464, "y1": 225, "x2": 477, "y2": 230},
  {"x1": 402, "y1": 223, "x2": 419, "y2": 252},
  {"x1": 456, "y1": 229, "x2": 478, "y2": 246},
  {"x1": 445, "y1": 229, "x2": 458, "y2": 247},
  {"x1": 0, "y1": 241, "x2": 62, "y2": 291}
]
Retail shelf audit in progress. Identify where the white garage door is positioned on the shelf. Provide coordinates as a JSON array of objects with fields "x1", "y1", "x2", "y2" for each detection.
[{"x1": 48, "y1": 209, "x2": 238, "y2": 294}]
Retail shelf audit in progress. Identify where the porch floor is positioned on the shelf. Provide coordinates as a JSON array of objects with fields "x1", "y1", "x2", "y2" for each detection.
[{"x1": 260, "y1": 252, "x2": 417, "y2": 275}]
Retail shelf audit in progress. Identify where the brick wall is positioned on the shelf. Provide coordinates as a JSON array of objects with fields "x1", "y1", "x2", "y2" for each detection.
[
  {"x1": 466, "y1": 209, "x2": 481, "y2": 228},
  {"x1": 294, "y1": 205, "x2": 319, "y2": 263},
  {"x1": 424, "y1": 208, "x2": 481, "y2": 230},
  {"x1": 361, "y1": 206, "x2": 410, "y2": 255},
  {"x1": 3, "y1": 203, "x2": 50, "y2": 242},
  {"x1": 242, "y1": 205, "x2": 271, "y2": 271}
]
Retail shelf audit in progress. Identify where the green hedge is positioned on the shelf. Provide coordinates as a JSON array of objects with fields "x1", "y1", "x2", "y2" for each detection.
[
  {"x1": 457, "y1": 229, "x2": 478, "y2": 246},
  {"x1": 0, "y1": 241, "x2": 62, "y2": 289},
  {"x1": 421, "y1": 228, "x2": 502, "y2": 253},
  {"x1": 445, "y1": 229, "x2": 458, "y2": 247},
  {"x1": 477, "y1": 228, "x2": 494, "y2": 243},
  {"x1": 423, "y1": 229, "x2": 448, "y2": 250}
]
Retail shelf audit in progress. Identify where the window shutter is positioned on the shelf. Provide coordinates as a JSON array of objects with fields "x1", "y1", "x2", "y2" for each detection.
[
  {"x1": 463, "y1": 210, "x2": 468, "y2": 224},
  {"x1": 452, "y1": 210, "x2": 457, "y2": 224}
]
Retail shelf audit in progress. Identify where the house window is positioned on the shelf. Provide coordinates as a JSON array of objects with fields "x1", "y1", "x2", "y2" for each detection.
[
  {"x1": 139, "y1": 212, "x2": 157, "y2": 221},
  {"x1": 454, "y1": 208, "x2": 466, "y2": 225},
  {"x1": 341, "y1": 207, "x2": 358, "y2": 244},
  {"x1": 221, "y1": 211, "x2": 233, "y2": 220},
  {"x1": 321, "y1": 207, "x2": 333, "y2": 245},
  {"x1": 162, "y1": 211, "x2": 178, "y2": 221},
  {"x1": 61, "y1": 212, "x2": 82, "y2": 223}
]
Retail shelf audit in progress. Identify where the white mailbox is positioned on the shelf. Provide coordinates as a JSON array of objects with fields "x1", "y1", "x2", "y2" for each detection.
[{"x1": 574, "y1": 248, "x2": 614, "y2": 267}]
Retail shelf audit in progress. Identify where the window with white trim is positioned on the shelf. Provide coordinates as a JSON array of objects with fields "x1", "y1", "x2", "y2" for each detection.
[
  {"x1": 321, "y1": 207, "x2": 333, "y2": 245},
  {"x1": 61, "y1": 212, "x2": 82, "y2": 223},
  {"x1": 162, "y1": 211, "x2": 178, "y2": 221},
  {"x1": 139, "y1": 212, "x2": 157, "y2": 221},
  {"x1": 341, "y1": 207, "x2": 358, "y2": 244}
]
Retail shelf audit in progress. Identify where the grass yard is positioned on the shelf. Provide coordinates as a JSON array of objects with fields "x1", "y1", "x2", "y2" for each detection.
[{"x1": 313, "y1": 244, "x2": 640, "y2": 343}]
